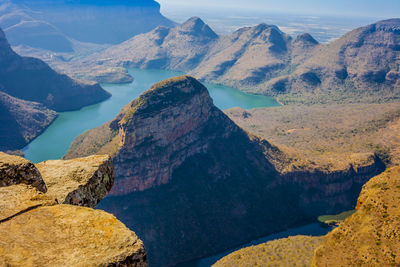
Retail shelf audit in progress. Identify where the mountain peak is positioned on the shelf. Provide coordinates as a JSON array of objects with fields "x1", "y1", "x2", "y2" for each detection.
[
  {"x1": 179, "y1": 17, "x2": 218, "y2": 39},
  {"x1": 294, "y1": 33, "x2": 319, "y2": 45},
  {"x1": 120, "y1": 75, "x2": 211, "y2": 124}
]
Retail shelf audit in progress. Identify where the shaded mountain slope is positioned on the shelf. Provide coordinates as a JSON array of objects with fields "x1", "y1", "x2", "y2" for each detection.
[
  {"x1": 0, "y1": 91, "x2": 56, "y2": 151},
  {"x1": 65, "y1": 76, "x2": 383, "y2": 266},
  {"x1": 0, "y1": 27, "x2": 110, "y2": 111}
]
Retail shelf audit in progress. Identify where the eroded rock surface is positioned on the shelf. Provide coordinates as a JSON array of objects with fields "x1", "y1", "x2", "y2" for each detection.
[
  {"x1": 37, "y1": 155, "x2": 114, "y2": 207},
  {"x1": 0, "y1": 205, "x2": 147, "y2": 267},
  {"x1": 0, "y1": 153, "x2": 147, "y2": 267},
  {"x1": 0, "y1": 152, "x2": 46, "y2": 192}
]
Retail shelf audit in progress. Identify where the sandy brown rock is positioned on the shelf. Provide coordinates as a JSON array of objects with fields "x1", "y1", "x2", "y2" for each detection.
[
  {"x1": 214, "y1": 236, "x2": 324, "y2": 267},
  {"x1": 0, "y1": 184, "x2": 55, "y2": 222},
  {"x1": 36, "y1": 155, "x2": 114, "y2": 207},
  {"x1": 0, "y1": 152, "x2": 46, "y2": 192},
  {"x1": 0, "y1": 205, "x2": 147, "y2": 267},
  {"x1": 312, "y1": 166, "x2": 400, "y2": 266}
]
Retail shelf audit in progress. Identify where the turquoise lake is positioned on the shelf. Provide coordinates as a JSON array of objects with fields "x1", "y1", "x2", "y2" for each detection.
[{"x1": 23, "y1": 68, "x2": 279, "y2": 163}]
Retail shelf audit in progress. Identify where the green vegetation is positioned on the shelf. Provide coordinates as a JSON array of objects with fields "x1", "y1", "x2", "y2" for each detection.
[{"x1": 318, "y1": 210, "x2": 356, "y2": 226}]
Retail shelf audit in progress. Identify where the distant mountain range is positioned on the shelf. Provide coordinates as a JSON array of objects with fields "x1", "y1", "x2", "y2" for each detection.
[
  {"x1": 0, "y1": 0, "x2": 175, "y2": 51},
  {"x1": 0, "y1": 27, "x2": 110, "y2": 151},
  {"x1": 79, "y1": 17, "x2": 399, "y2": 104}
]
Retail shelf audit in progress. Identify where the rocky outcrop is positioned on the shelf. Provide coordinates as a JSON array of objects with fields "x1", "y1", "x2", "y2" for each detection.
[
  {"x1": 36, "y1": 155, "x2": 114, "y2": 207},
  {"x1": 66, "y1": 76, "x2": 382, "y2": 266},
  {"x1": 0, "y1": 152, "x2": 147, "y2": 266},
  {"x1": 0, "y1": 27, "x2": 110, "y2": 112},
  {"x1": 0, "y1": 91, "x2": 57, "y2": 151},
  {"x1": 0, "y1": 152, "x2": 46, "y2": 192},
  {"x1": 214, "y1": 236, "x2": 324, "y2": 267},
  {"x1": 312, "y1": 166, "x2": 400, "y2": 266}
]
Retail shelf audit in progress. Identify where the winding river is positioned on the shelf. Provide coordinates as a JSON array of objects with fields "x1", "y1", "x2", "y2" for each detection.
[{"x1": 23, "y1": 68, "x2": 279, "y2": 163}]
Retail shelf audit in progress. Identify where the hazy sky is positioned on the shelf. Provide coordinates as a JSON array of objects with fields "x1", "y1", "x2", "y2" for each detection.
[{"x1": 157, "y1": 0, "x2": 400, "y2": 18}]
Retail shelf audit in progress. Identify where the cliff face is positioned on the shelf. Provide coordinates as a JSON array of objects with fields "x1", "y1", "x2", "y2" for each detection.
[
  {"x1": 0, "y1": 152, "x2": 147, "y2": 266},
  {"x1": 65, "y1": 76, "x2": 383, "y2": 266},
  {"x1": 0, "y1": 0, "x2": 174, "y2": 48},
  {"x1": 312, "y1": 166, "x2": 400, "y2": 266},
  {"x1": 0, "y1": 28, "x2": 110, "y2": 111}
]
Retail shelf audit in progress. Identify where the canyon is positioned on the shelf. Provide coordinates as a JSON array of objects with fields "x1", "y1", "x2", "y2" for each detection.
[{"x1": 65, "y1": 76, "x2": 385, "y2": 266}]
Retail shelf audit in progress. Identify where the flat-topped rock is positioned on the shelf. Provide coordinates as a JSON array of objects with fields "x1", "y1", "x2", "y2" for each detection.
[
  {"x1": 0, "y1": 184, "x2": 55, "y2": 222},
  {"x1": 0, "y1": 205, "x2": 147, "y2": 266},
  {"x1": 0, "y1": 152, "x2": 46, "y2": 192},
  {"x1": 36, "y1": 155, "x2": 114, "y2": 208}
]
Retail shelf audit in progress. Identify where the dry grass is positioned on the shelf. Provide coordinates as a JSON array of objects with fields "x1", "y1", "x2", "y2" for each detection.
[
  {"x1": 213, "y1": 236, "x2": 324, "y2": 267},
  {"x1": 226, "y1": 102, "x2": 400, "y2": 171},
  {"x1": 312, "y1": 166, "x2": 400, "y2": 266}
]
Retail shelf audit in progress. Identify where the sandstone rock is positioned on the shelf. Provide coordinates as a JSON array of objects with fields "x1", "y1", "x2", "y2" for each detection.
[
  {"x1": 0, "y1": 152, "x2": 46, "y2": 192},
  {"x1": 36, "y1": 155, "x2": 114, "y2": 208},
  {"x1": 0, "y1": 205, "x2": 147, "y2": 267},
  {"x1": 0, "y1": 152, "x2": 147, "y2": 266},
  {"x1": 0, "y1": 184, "x2": 55, "y2": 222},
  {"x1": 312, "y1": 166, "x2": 400, "y2": 266}
]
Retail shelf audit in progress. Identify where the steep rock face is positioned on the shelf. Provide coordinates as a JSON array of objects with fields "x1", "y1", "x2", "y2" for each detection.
[
  {"x1": 0, "y1": 152, "x2": 147, "y2": 266},
  {"x1": 0, "y1": 91, "x2": 57, "y2": 151},
  {"x1": 312, "y1": 166, "x2": 400, "y2": 266},
  {"x1": 0, "y1": 27, "x2": 110, "y2": 111},
  {"x1": 2, "y1": 0, "x2": 174, "y2": 46},
  {"x1": 89, "y1": 17, "x2": 218, "y2": 72},
  {"x1": 66, "y1": 76, "x2": 381, "y2": 266},
  {"x1": 0, "y1": 152, "x2": 46, "y2": 192},
  {"x1": 37, "y1": 155, "x2": 114, "y2": 207}
]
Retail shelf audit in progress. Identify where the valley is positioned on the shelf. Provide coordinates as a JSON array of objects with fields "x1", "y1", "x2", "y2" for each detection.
[{"x1": 0, "y1": 0, "x2": 399, "y2": 266}]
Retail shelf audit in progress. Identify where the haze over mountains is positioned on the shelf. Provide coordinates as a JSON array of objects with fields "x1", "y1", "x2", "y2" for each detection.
[
  {"x1": 0, "y1": 0, "x2": 174, "y2": 51},
  {"x1": 64, "y1": 17, "x2": 400, "y2": 104}
]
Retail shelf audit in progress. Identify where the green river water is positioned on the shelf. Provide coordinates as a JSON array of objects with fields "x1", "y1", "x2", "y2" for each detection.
[{"x1": 23, "y1": 68, "x2": 279, "y2": 163}]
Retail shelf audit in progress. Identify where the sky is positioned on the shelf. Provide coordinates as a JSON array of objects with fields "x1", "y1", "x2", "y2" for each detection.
[{"x1": 157, "y1": 0, "x2": 400, "y2": 18}]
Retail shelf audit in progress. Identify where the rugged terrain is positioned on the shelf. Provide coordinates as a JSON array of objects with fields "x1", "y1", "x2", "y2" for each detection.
[
  {"x1": 313, "y1": 166, "x2": 400, "y2": 266},
  {"x1": 225, "y1": 102, "x2": 400, "y2": 172},
  {"x1": 0, "y1": 27, "x2": 111, "y2": 151},
  {"x1": 0, "y1": 91, "x2": 57, "y2": 151},
  {"x1": 65, "y1": 76, "x2": 384, "y2": 266},
  {"x1": 0, "y1": 152, "x2": 147, "y2": 266},
  {"x1": 50, "y1": 18, "x2": 400, "y2": 104}
]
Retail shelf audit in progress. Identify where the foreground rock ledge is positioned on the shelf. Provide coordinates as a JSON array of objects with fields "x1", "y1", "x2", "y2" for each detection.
[
  {"x1": 0, "y1": 153, "x2": 147, "y2": 266},
  {"x1": 0, "y1": 205, "x2": 147, "y2": 267},
  {"x1": 0, "y1": 152, "x2": 46, "y2": 192},
  {"x1": 37, "y1": 155, "x2": 114, "y2": 207}
]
